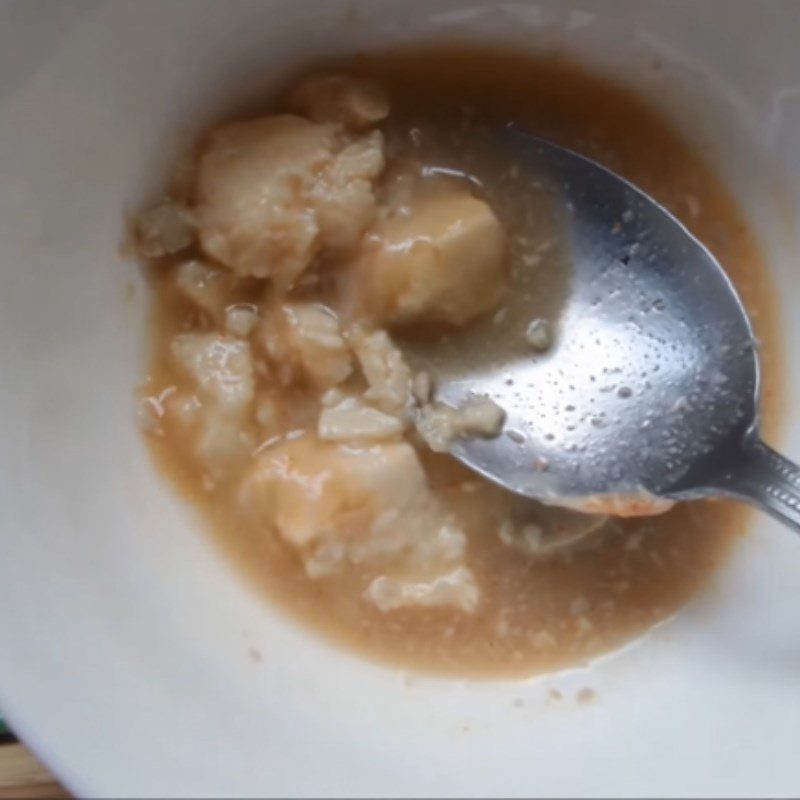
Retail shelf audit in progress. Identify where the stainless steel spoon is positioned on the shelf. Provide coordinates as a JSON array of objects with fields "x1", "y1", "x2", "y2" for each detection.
[{"x1": 409, "y1": 128, "x2": 800, "y2": 531}]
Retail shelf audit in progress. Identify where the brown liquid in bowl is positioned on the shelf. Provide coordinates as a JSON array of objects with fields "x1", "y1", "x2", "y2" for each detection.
[{"x1": 140, "y1": 46, "x2": 784, "y2": 678}]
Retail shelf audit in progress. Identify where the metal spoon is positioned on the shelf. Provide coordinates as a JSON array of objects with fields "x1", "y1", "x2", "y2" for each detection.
[{"x1": 409, "y1": 128, "x2": 800, "y2": 531}]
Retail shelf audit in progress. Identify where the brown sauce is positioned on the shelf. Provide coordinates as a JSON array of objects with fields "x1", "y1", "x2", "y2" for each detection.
[{"x1": 139, "y1": 46, "x2": 784, "y2": 678}]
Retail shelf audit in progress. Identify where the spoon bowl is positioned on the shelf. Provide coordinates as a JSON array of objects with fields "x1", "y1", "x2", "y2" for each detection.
[{"x1": 408, "y1": 129, "x2": 800, "y2": 529}]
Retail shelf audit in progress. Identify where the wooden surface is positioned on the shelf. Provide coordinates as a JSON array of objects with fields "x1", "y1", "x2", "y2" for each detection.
[{"x1": 0, "y1": 742, "x2": 69, "y2": 799}]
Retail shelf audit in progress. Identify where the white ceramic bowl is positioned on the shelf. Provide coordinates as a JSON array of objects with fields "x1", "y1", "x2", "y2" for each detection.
[{"x1": 2, "y1": 2, "x2": 800, "y2": 796}]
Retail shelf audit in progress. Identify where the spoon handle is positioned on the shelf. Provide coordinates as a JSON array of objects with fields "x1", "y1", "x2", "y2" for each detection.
[{"x1": 710, "y1": 439, "x2": 800, "y2": 533}]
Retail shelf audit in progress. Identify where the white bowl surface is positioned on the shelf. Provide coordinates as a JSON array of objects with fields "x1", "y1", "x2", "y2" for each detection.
[{"x1": 1, "y1": 2, "x2": 800, "y2": 797}]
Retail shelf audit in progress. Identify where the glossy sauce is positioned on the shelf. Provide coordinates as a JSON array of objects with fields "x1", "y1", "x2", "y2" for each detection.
[{"x1": 141, "y1": 47, "x2": 784, "y2": 678}]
